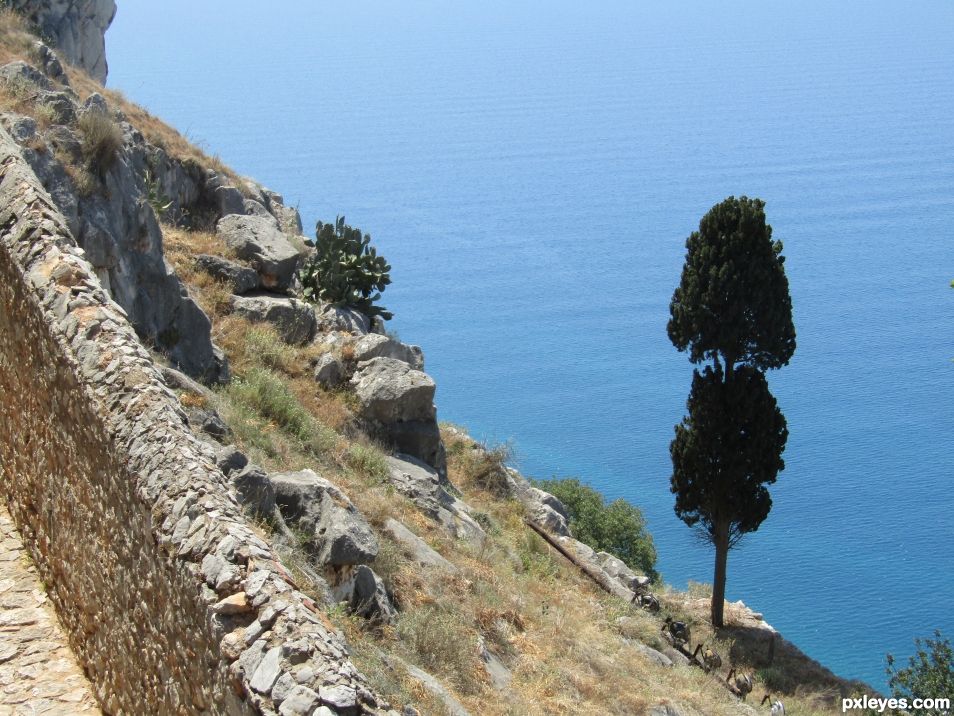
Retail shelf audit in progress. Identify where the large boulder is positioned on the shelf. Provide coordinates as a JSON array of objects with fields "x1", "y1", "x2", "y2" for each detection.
[
  {"x1": 350, "y1": 358, "x2": 445, "y2": 474},
  {"x1": 230, "y1": 293, "x2": 317, "y2": 345},
  {"x1": 350, "y1": 358, "x2": 435, "y2": 424},
  {"x1": 217, "y1": 214, "x2": 300, "y2": 292},
  {"x1": 345, "y1": 565, "x2": 396, "y2": 624},
  {"x1": 505, "y1": 469, "x2": 571, "y2": 537},
  {"x1": 351, "y1": 333, "x2": 424, "y2": 370},
  {"x1": 315, "y1": 303, "x2": 370, "y2": 335},
  {"x1": 269, "y1": 470, "x2": 379, "y2": 566},
  {"x1": 314, "y1": 353, "x2": 345, "y2": 389}
]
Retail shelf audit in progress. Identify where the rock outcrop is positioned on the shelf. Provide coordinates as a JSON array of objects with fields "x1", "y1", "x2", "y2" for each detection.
[
  {"x1": 384, "y1": 455, "x2": 486, "y2": 543},
  {"x1": 270, "y1": 470, "x2": 379, "y2": 567},
  {"x1": 217, "y1": 214, "x2": 301, "y2": 292},
  {"x1": 230, "y1": 293, "x2": 317, "y2": 345},
  {"x1": 8, "y1": 0, "x2": 116, "y2": 83},
  {"x1": 351, "y1": 358, "x2": 445, "y2": 476}
]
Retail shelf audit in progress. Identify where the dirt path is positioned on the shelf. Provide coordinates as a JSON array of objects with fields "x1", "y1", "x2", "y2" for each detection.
[{"x1": 0, "y1": 505, "x2": 101, "y2": 715}]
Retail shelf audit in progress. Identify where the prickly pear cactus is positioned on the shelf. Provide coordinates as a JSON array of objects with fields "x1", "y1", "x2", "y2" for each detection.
[{"x1": 297, "y1": 216, "x2": 393, "y2": 320}]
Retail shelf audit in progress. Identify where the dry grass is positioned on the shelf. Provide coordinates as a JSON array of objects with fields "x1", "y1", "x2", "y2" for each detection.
[
  {"x1": 0, "y1": 9, "x2": 39, "y2": 66},
  {"x1": 77, "y1": 110, "x2": 123, "y2": 175}
]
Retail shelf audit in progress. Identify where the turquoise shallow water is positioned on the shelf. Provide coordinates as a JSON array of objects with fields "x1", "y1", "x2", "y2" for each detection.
[{"x1": 106, "y1": 1, "x2": 954, "y2": 689}]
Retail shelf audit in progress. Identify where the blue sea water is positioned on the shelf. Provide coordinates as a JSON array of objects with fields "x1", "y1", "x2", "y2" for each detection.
[{"x1": 106, "y1": 1, "x2": 954, "y2": 690}]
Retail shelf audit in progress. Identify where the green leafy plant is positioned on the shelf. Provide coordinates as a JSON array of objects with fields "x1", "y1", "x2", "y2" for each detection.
[
  {"x1": 886, "y1": 630, "x2": 954, "y2": 715},
  {"x1": 532, "y1": 477, "x2": 658, "y2": 581},
  {"x1": 297, "y1": 216, "x2": 392, "y2": 320}
]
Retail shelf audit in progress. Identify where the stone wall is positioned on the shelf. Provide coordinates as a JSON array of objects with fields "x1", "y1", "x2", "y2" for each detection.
[{"x1": 0, "y1": 128, "x2": 391, "y2": 714}]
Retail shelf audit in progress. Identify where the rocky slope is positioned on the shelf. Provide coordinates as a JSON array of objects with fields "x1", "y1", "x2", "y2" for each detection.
[
  {"x1": 7, "y1": 0, "x2": 114, "y2": 82},
  {"x1": 0, "y1": 6, "x2": 872, "y2": 715}
]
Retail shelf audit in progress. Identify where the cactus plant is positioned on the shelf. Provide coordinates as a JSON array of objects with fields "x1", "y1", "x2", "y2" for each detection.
[{"x1": 297, "y1": 216, "x2": 393, "y2": 321}]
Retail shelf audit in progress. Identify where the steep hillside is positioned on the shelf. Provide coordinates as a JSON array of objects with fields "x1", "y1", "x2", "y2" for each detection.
[{"x1": 0, "y1": 5, "x2": 873, "y2": 715}]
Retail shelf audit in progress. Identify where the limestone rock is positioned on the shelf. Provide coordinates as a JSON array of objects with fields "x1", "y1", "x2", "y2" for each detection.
[
  {"x1": 506, "y1": 469, "x2": 570, "y2": 536},
  {"x1": 314, "y1": 352, "x2": 345, "y2": 389},
  {"x1": 351, "y1": 333, "x2": 424, "y2": 370},
  {"x1": 349, "y1": 358, "x2": 445, "y2": 472},
  {"x1": 477, "y1": 637, "x2": 512, "y2": 691},
  {"x1": 270, "y1": 470, "x2": 379, "y2": 566},
  {"x1": 279, "y1": 686, "x2": 321, "y2": 716},
  {"x1": 262, "y1": 190, "x2": 304, "y2": 236},
  {"x1": 633, "y1": 643, "x2": 673, "y2": 668},
  {"x1": 596, "y1": 551, "x2": 651, "y2": 593},
  {"x1": 18, "y1": 104, "x2": 229, "y2": 382},
  {"x1": 348, "y1": 565, "x2": 397, "y2": 624},
  {"x1": 351, "y1": 358, "x2": 435, "y2": 424},
  {"x1": 217, "y1": 214, "x2": 300, "y2": 291},
  {"x1": 315, "y1": 303, "x2": 370, "y2": 335},
  {"x1": 195, "y1": 254, "x2": 259, "y2": 294},
  {"x1": 230, "y1": 293, "x2": 317, "y2": 345},
  {"x1": 385, "y1": 455, "x2": 486, "y2": 543},
  {"x1": 159, "y1": 365, "x2": 213, "y2": 401},
  {"x1": 214, "y1": 445, "x2": 249, "y2": 477},
  {"x1": 382, "y1": 518, "x2": 457, "y2": 572},
  {"x1": 186, "y1": 407, "x2": 232, "y2": 443},
  {"x1": 399, "y1": 661, "x2": 470, "y2": 716},
  {"x1": 7, "y1": 0, "x2": 116, "y2": 83},
  {"x1": 232, "y1": 464, "x2": 277, "y2": 519},
  {"x1": 319, "y1": 684, "x2": 358, "y2": 714},
  {"x1": 0, "y1": 61, "x2": 52, "y2": 91}
]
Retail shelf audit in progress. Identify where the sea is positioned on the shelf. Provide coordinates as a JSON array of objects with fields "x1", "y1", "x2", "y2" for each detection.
[{"x1": 106, "y1": 0, "x2": 954, "y2": 690}]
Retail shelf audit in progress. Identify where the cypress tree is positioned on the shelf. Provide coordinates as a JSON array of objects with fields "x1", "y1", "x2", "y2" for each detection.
[{"x1": 668, "y1": 196, "x2": 795, "y2": 627}]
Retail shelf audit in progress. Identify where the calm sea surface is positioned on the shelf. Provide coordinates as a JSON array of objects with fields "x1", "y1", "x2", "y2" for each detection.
[{"x1": 107, "y1": 1, "x2": 954, "y2": 689}]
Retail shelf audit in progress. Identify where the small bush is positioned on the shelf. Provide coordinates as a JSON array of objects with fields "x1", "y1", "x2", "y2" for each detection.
[
  {"x1": 297, "y1": 216, "x2": 392, "y2": 320},
  {"x1": 532, "y1": 477, "x2": 658, "y2": 581},
  {"x1": 78, "y1": 110, "x2": 123, "y2": 176},
  {"x1": 453, "y1": 442, "x2": 512, "y2": 497}
]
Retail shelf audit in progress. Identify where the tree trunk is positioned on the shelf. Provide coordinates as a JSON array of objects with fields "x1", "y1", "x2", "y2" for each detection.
[{"x1": 711, "y1": 521, "x2": 730, "y2": 627}]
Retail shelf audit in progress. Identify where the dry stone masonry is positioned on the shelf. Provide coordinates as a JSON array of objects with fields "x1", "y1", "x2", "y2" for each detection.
[{"x1": 0, "y1": 128, "x2": 396, "y2": 714}]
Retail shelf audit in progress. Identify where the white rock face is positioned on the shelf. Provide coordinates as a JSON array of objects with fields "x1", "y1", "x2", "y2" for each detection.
[{"x1": 9, "y1": 0, "x2": 117, "y2": 83}]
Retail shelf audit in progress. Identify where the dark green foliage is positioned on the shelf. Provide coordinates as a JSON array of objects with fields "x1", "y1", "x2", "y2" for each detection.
[
  {"x1": 532, "y1": 477, "x2": 658, "y2": 581},
  {"x1": 297, "y1": 216, "x2": 392, "y2": 320},
  {"x1": 668, "y1": 196, "x2": 795, "y2": 626},
  {"x1": 670, "y1": 366, "x2": 788, "y2": 548},
  {"x1": 886, "y1": 631, "x2": 954, "y2": 715},
  {"x1": 668, "y1": 196, "x2": 795, "y2": 372}
]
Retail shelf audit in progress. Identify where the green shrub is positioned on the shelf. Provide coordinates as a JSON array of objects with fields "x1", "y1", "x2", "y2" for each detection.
[
  {"x1": 532, "y1": 477, "x2": 658, "y2": 581},
  {"x1": 226, "y1": 367, "x2": 335, "y2": 456},
  {"x1": 886, "y1": 630, "x2": 954, "y2": 715},
  {"x1": 346, "y1": 442, "x2": 390, "y2": 484},
  {"x1": 78, "y1": 110, "x2": 123, "y2": 176},
  {"x1": 245, "y1": 325, "x2": 297, "y2": 373},
  {"x1": 297, "y1": 216, "x2": 392, "y2": 320}
]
